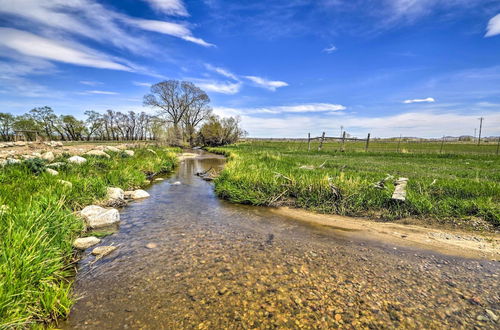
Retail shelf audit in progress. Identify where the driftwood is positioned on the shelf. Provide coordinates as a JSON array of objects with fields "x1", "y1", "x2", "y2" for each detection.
[
  {"x1": 195, "y1": 167, "x2": 219, "y2": 181},
  {"x1": 392, "y1": 177, "x2": 409, "y2": 201}
]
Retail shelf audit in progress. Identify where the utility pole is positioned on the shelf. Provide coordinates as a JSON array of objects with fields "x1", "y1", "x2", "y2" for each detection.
[
  {"x1": 477, "y1": 117, "x2": 484, "y2": 146},
  {"x1": 340, "y1": 126, "x2": 343, "y2": 138},
  {"x1": 474, "y1": 128, "x2": 477, "y2": 143}
]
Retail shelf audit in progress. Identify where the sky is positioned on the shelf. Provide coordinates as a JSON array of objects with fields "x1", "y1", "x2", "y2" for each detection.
[{"x1": 0, "y1": 0, "x2": 500, "y2": 138}]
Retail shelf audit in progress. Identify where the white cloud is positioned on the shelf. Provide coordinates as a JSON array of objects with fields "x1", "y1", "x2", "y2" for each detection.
[
  {"x1": 141, "y1": 0, "x2": 188, "y2": 17},
  {"x1": 244, "y1": 76, "x2": 289, "y2": 91},
  {"x1": 85, "y1": 90, "x2": 119, "y2": 95},
  {"x1": 195, "y1": 80, "x2": 242, "y2": 94},
  {"x1": 403, "y1": 97, "x2": 435, "y2": 104},
  {"x1": 133, "y1": 81, "x2": 152, "y2": 87},
  {"x1": 0, "y1": 28, "x2": 133, "y2": 71},
  {"x1": 323, "y1": 45, "x2": 337, "y2": 53},
  {"x1": 205, "y1": 64, "x2": 239, "y2": 80},
  {"x1": 80, "y1": 80, "x2": 102, "y2": 86},
  {"x1": 213, "y1": 103, "x2": 346, "y2": 116},
  {"x1": 485, "y1": 14, "x2": 500, "y2": 37}
]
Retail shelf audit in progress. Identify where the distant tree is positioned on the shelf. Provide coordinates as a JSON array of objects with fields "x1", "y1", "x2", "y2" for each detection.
[
  {"x1": 84, "y1": 110, "x2": 103, "y2": 141},
  {"x1": 0, "y1": 112, "x2": 15, "y2": 141},
  {"x1": 28, "y1": 106, "x2": 57, "y2": 139},
  {"x1": 197, "y1": 115, "x2": 246, "y2": 146},
  {"x1": 143, "y1": 80, "x2": 210, "y2": 145},
  {"x1": 59, "y1": 115, "x2": 85, "y2": 140}
]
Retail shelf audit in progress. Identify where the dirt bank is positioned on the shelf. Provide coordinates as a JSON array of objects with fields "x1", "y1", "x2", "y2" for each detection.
[{"x1": 273, "y1": 207, "x2": 500, "y2": 260}]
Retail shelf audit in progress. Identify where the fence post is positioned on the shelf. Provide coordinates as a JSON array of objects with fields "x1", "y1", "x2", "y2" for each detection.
[
  {"x1": 440, "y1": 136, "x2": 445, "y2": 154},
  {"x1": 341, "y1": 131, "x2": 346, "y2": 151},
  {"x1": 308, "y1": 133, "x2": 311, "y2": 152},
  {"x1": 496, "y1": 137, "x2": 500, "y2": 156},
  {"x1": 397, "y1": 134, "x2": 402, "y2": 153},
  {"x1": 365, "y1": 133, "x2": 371, "y2": 152},
  {"x1": 318, "y1": 132, "x2": 325, "y2": 151}
]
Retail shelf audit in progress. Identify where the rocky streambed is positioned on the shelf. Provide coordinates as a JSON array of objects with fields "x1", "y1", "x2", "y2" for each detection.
[{"x1": 61, "y1": 151, "x2": 499, "y2": 329}]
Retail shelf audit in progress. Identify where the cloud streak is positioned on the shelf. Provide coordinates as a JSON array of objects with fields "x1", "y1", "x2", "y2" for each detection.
[
  {"x1": 485, "y1": 13, "x2": 500, "y2": 37},
  {"x1": 244, "y1": 76, "x2": 289, "y2": 91},
  {"x1": 403, "y1": 97, "x2": 435, "y2": 104},
  {"x1": 141, "y1": 0, "x2": 189, "y2": 17}
]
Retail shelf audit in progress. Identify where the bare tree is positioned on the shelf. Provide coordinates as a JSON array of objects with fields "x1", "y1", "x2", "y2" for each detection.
[
  {"x1": 143, "y1": 80, "x2": 210, "y2": 144},
  {"x1": 183, "y1": 103, "x2": 212, "y2": 146}
]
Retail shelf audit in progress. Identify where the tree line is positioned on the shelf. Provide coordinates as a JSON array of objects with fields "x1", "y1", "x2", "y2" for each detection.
[{"x1": 0, "y1": 80, "x2": 246, "y2": 146}]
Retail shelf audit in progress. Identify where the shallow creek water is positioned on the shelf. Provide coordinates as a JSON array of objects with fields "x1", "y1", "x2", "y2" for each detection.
[{"x1": 62, "y1": 151, "x2": 499, "y2": 329}]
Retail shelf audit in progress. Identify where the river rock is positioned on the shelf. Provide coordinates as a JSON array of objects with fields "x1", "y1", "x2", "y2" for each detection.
[
  {"x1": 124, "y1": 189, "x2": 150, "y2": 200},
  {"x1": 104, "y1": 146, "x2": 121, "y2": 153},
  {"x1": 80, "y1": 205, "x2": 120, "y2": 228},
  {"x1": 46, "y1": 168, "x2": 59, "y2": 176},
  {"x1": 146, "y1": 243, "x2": 158, "y2": 249},
  {"x1": 91, "y1": 246, "x2": 117, "y2": 257},
  {"x1": 172, "y1": 181, "x2": 181, "y2": 185},
  {"x1": 85, "y1": 150, "x2": 110, "y2": 158},
  {"x1": 41, "y1": 151, "x2": 55, "y2": 162},
  {"x1": 58, "y1": 180, "x2": 73, "y2": 188},
  {"x1": 68, "y1": 156, "x2": 87, "y2": 164},
  {"x1": 73, "y1": 236, "x2": 101, "y2": 250},
  {"x1": 123, "y1": 150, "x2": 135, "y2": 157},
  {"x1": 107, "y1": 187, "x2": 124, "y2": 201},
  {"x1": 47, "y1": 162, "x2": 66, "y2": 168},
  {"x1": 154, "y1": 178, "x2": 164, "y2": 181}
]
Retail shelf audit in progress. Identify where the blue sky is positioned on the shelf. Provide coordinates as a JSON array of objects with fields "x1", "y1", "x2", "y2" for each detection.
[{"x1": 0, "y1": 0, "x2": 500, "y2": 138}]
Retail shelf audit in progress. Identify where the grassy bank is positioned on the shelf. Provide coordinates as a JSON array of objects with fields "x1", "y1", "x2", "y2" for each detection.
[
  {"x1": 0, "y1": 147, "x2": 178, "y2": 328},
  {"x1": 208, "y1": 142, "x2": 499, "y2": 229}
]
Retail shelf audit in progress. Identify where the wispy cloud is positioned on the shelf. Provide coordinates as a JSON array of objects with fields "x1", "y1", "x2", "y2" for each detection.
[
  {"x1": 80, "y1": 80, "x2": 102, "y2": 86},
  {"x1": 0, "y1": 28, "x2": 133, "y2": 71},
  {"x1": 133, "y1": 81, "x2": 153, "y2": 87},
  {"x1": 485, "y1": 13, "x2": 500, "y2": 37},
  {"x1": 323, "y1": 45, "x2": 337, "y2": 53},
  {"x1": 194, "y1": 80, "x2": 242, "y2": 94},
  {"x1": 84, "y1": 90, "x2": 119, "y2": 95},
  {"x1": 141, "y1": 0, "x2": 189, "y2": 17},
  {"x1": 205, "y1": 64, "x2": 238, "y2": 80},
  {"x1": 244, "y1": 76, "x2": 289, "y2": 91},
  {"x1": 403, "y1": 97, "x2": 435, "y2": 104},
  {"x1": 214, "y1": 103, "x2": 346, "y2": 116}
]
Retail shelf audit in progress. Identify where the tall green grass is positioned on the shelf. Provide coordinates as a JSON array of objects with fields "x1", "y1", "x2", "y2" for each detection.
[
  {"x1": 209, "y1": 142, "x2": 499, "y2": 227},
  {"x1": 0, "y1": 147, "x2": 178, "y2": 328}
]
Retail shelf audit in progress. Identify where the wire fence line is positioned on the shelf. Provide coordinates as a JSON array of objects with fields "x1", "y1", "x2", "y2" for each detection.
[{"x1": 241, "y1": 132, "x2": 500, "y2": 155}]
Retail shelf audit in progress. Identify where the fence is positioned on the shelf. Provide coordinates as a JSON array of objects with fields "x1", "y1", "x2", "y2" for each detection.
[{"x1": 242, "y1": 132, "x2": 500, "y2": 155}]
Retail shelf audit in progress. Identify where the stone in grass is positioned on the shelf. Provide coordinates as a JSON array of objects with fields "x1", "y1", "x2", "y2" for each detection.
[
  {"x1": 58, "y1": 180, "x2": 72, "y2": 188},
  {"x1": 68, "y1": 156, "x2": 87, "y2": 164},
  {"x1": 46, "y1": 168, "x2": 59, "y2": 176},
  {"x1": 73, "y1": 236, "x2": 101, "y2": 250},
  {"x1": 47, "y1": 162, "x2": 66, "y2": 168},
  {"x1": 41, "y1": 151, "x2": 55, "y2": 162},
  {"x1": 107, "y1": 187, "x2": 124, "y2": 201},
  {"x1": 80, "y1": 205, "x2": 120, "y2": 228},
  {"x1": 85, "y1": 150, "x2": 110, "y2": 158},
  {"x1": 123, "y1": 150, "x2": 135, "y2": 157},
  {"x1": 91, "y1": 246, "x2": 117, "y2": 258},
  {"x1": 124, "y1": 189, "x2": 150, "y2": 200},
  {"x1": 104, "y1": 146, "x2": 121, "y2": 153}
]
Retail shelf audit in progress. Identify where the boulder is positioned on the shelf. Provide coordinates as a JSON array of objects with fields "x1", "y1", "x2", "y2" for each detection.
[
  {"x1": 47, "y1": 162, "x2": 66, "y2": 168},
  {"x1": 124, "y1": 189, "x2": 150, "y2": 200},
  {"x1": 41, "y1": 151, "x2": 55, "y2": 162},
  {"x1": 46, "y1": 168, "x2": 59, "y2": 176},
  {"x1": 85, "y1": 150, "x2": 110, "y2": 158},
  {"x1": 73, "y1": 236, "x2": 101, "y2": 250},
  {"x1": 58, "y1": 180, "x2": 73, "y2": 188},
  {"x1": 104, "y1": 146, "x2": 121, "y2": 153},
  {"x1": 91, "y1": 246, "x2": 117, "y2": 258},
  {"x1": 123, "y1": 150, "x2": 135, "y2": 157},
  {"x1": 68, "y1": 156, "x2": 87, "y2": 164},
  {"x1": 107, "y1": 187, "x2": 124, "y2": 201},
  {"x1": 80, "y1": 205, "x2": 120, "y2": 228},
  {"x1": 32, "y1": 152, "x2": 42, "y2": 158}
]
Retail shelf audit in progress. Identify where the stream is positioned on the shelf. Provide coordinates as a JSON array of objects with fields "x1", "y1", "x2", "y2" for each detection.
[{"x1": 62, "y1": 151, "x2": 499, "y2": 329}]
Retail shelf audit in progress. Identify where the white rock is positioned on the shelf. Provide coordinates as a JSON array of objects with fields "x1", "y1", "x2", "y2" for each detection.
[
  {"x1": 91, "y1": 246, "x2": 117, "y2": 257},
  {"x1": 58, "y1": 180, "x2": 72, "y2": 188},
  {"x1": 80, "y1": 205, "x2": 120, "y2": 228},
  {"x1": 41, "y1": 151, "x2": 55, "y2": 162},
  {"x1": 68, "y1": 156, "x2": 87, "y2": 164},
  {"x1": 32, "y1": 152, "x2": 42, "y2": 158},
  {"x1": 47, "y1": 162, "x2": 66, "y2": 168},
  {"x1": 85, "y1": 150, "x2": 110, "y2": 158},
  {"x1": 107, "y1": 187, "x2": 124, "y2": 200},
  {"x1": 73, "y1": 236, "x2": 101, "y2": 250},
  {"x1": 124, "y1": 189, "x2": 150, "y2": 200},
  {"x1": 123, "y1": 150, "x2": 135, "y2": 157},
  {"x1": 172, "y1": 181, "x2": 181, "y2": 185},
  {"x1": 14, "y1": 141, "x2": 26, "y2": 146},
  {"x1": 104, "y1": 146, "x2": 121, "y2": 153},
  {"x1": 46, "y1": 168, "x2": 59, "y2": 176}
]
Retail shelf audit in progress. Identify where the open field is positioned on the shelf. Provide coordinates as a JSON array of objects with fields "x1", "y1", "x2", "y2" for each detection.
[
  {"x1": 209, "y1": 141, "x2": 500, "y2": 229},
  {"x1": 0, "y1": 146, "x2": 177, "y2": 328}
]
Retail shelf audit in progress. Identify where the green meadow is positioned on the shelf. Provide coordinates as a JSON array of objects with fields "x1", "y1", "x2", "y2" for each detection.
[
  {"x1": 0, "y1": 147, "x2": 177, "y2": 328},
  {"x1": 209, "y1": 141, "x2": 499, "y2": 228}
]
